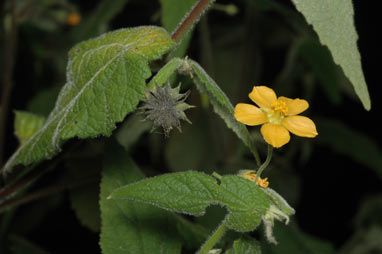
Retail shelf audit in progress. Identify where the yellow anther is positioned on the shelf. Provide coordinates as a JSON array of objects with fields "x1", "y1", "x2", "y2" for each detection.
[
  {"x1": 239, "y1": 170, "x2": 269, "y2": 188},
  {"x1": 257, "y1": 177, "x2": 269, "y2": 188},
  {"x1": 271, "y1": 101, "x2": 288, "y2": 117}
]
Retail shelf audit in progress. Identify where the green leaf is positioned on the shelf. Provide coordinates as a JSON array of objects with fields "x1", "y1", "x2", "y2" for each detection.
[
  {"x1": 110, "y1": 172, "x2": 271, "y2": 232},
  {"x1": 261, "y1": 188, "x2": 295, "y2": 216},
  {"x1": 14, "y1": 111, "x2": 45, "y2": 145},
  {"x1": 115, "y1": 114, "x2": 152, "y2": 152},
  {"x1": 69, "y1": 182, "x2": 100, "y2": 232},
  {"x1": 100, "y1": 142, "x2": 181, "y2": 254},
  {"x1": 110, "y1": 171, "x2": 217, "y2": 216},
  {"x1": 65, "y1": 147, "x2": 102, "y2": 232},
  {"x1": 188, "y1": 59, "x2": 260, "y2": 163},
  {"x1": 317, "y1": 119, "x2": 382, "y2": 177},
  {"x1": 4, "y1": 26, "x2": 175, "y2": 173},
  {"x1": 291, "y1": 0, "x2": 371, "y2": 110},
  {"x1": 231, "y1": 237, "x2": 261, "y2": 254},
  {"x1": 218, "y1": 176, "x2": 270, "y2": 231},
  {"x1": 147, "y1": 57, "x2": 185, "y2": 89}
]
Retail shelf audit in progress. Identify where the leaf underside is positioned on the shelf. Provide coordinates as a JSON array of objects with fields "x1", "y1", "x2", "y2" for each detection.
[{"x1": 291, "y1": 0, "x2": 371, "y2": 110}]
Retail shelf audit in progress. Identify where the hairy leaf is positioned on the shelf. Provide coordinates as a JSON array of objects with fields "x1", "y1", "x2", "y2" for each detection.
[
  {"x1": 147, "y1": 57, "x2": 185, "y2": 89},
  {"x1": 4, "y1": 26, "x2": 175, "y2": 173},
  {"x1": 14, "y1": 111, "x2": 45, "y2": 145},
  {"x1": 110, "y1": 171, "x2": 217, "y2": 216},
  {"x1": 218, "y1": 176, "x2": 270, "y2": 231},
  {"x1": 100, "y1": 142, "x2": 181, "y2": 254},
  {"x1": 110, "y1": 172, "x2": 271, "y2": 232},
  {"x1": 291, "y1": 0, "x2": 371, "y2": 110}
]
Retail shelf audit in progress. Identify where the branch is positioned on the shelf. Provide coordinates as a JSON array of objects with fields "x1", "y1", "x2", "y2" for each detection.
[{"x1": 171, "y1": 0, "x2": 215, "y2": 44}]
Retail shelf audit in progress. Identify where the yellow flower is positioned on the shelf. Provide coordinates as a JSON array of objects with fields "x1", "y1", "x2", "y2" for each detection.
[
  {"x1": 234, "y1": 86, "x2": 317, "y2": 148},
  {"x1": 239, "y1": 170, "x2": 269, "y2": 188}
]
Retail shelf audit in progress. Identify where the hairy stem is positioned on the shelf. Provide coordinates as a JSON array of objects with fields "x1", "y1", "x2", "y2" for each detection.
[
  {"x1": 255, "y1": 144, "x2": 273, "y2": 182},
  {"x1": 198, "y1": 219, "x2": 228, "y2": 254},
  {"x1": 171, "y1": 0, "x2": 215, "y2": 44},
  {"x1": 0, "y1": 0, "x2": 18, "y2": 168}
]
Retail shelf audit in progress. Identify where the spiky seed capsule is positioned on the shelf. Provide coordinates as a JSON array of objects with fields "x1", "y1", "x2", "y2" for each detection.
[{"x1": 140, "y1": 83, "x2": 194, "y2": 137}]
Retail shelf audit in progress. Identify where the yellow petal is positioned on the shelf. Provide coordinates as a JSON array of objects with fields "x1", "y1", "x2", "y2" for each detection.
[
  {"x1": 260, "y1": 123, "x2": 290, "y2": 148},
  {"x1": 282, "y1": 116, "x2": 318, "y2": 137},
  {"x1": 249, "y1": 86, "x2": 277, "y2": 111},
  {"x1": 278, "y1": 97, "x2": 309, "y2": 116},
  {"x1": 234, "y1": 103, "x2": 268, "y2": 126}
]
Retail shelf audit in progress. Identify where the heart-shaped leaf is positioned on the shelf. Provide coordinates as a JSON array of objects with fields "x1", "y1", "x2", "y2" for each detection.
[{"x1": 110, "y1": 171, "x2": 271, "y2": 232}]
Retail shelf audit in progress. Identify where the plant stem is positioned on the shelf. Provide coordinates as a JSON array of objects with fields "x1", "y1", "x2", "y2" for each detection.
[
  {"x1": 0, "y1": 0, "x2": 18, "y2": 168},
  {"x1": 254, "y1": 144, "x2": 273, "y2": 182},
  {"x1": 212, "y1": 172, "x2": 222, "y2": 180},
  {"x1": 0, "y1": 176, "x2": 97, "y2": 213},
  {"x1": 198, "y1": 219, "x2": 228, "y2": 254},
  {"x1": 171, "y1": 0, "x2": 215, "y2": 44},
  {"x1": 0, "y1": 140, "x2": 83, "y2": 203}
]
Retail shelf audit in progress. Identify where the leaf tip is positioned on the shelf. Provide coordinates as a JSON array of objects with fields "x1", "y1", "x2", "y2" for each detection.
[{"x1": 364, "y1": 101, "x2": 371, "y2": 111}]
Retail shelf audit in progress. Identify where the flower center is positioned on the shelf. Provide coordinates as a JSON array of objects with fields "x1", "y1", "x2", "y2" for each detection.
[{"x1": 267, "y1": 101, "x2": 288, "y2": 124}]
